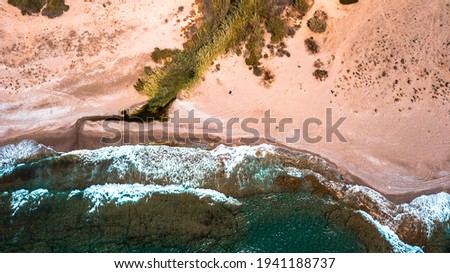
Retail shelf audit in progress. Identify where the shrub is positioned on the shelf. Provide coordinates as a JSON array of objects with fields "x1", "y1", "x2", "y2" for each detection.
[
  {"x1": 304, "y1": 37, "x2": 319, "y2": 54},
  {"x1": 151, "y1": 48, "x2": 181, "y2": 64},
  {"x1": 313, "y1": 69, "x2": 328, "y2": 81},
  {"x1": 7, "y1": 0, "x2": 46, "y2": 15},
  {"x1": 293, "y1": 0, "x2": 314, "y2": 16},
  {"x1": 134, "y1": 0, "x2": 318, "y2": 119},
  {"x1": 41, "y1": 0, "x2": 69, "y2": 18},
  {"x1": 134, "y1": 0, "x2": 259, "y2": 118},
  {"x1": 8, "y1": 0, "x2": 69, "y2": 17},
  {"x1": 245, "y1": 18, "x2": 265, "y2": 67},
  {"x1": 263, "y1": 69, "x2": 275, "y2": 84},
  {"x1": 339, "y1": 0, "x2": 359, "y2": 5},
  {"x1": 253, "y1": 66, "x2": 264, "y2": 77},
  {"x1": 266, "y1": 16, "x2": 288, "y2": 44},
  {"x1": 307, "y1": 10, "x2": 328, "y2": 33},
  {"x1": 313, "y1": 59, "x2": 324, "y2": 68},
  {"x1": 144, "y1": 66, "x2": 153, "y2": 75}
]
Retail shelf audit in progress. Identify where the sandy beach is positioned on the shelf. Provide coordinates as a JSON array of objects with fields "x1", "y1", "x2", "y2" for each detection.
[{"x1": 1, "y1": 0, "x2": 449, "y2": 203}]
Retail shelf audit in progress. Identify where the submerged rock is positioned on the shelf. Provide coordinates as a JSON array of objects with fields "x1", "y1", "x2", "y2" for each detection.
[
  {"x1": 0, "y1": 184, "x2": 243, "y2": 252},
  {"x1": 0, "y1": 142, "x2": 448, "y2": 252}
]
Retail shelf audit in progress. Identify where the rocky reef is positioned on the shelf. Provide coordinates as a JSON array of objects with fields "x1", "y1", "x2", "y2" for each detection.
[{"x1": 0, "y1": 141, "x2": 448, "y2": 252}]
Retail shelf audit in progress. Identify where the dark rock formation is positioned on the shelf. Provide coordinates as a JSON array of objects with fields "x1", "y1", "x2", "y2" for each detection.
[{"x1": 0, "y1": 189, "x2": 244, "y2": 252}]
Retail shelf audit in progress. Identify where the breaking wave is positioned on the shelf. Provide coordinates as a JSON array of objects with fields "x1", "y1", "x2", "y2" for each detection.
[{"x1": 0, "y1": 140, "x2": 449, "y2": 253}]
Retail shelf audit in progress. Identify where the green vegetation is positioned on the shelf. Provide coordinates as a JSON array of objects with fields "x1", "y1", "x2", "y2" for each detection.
[
  {"x1": 313, "y1": 69, "x2": 328, "y2": 81},
  {"x1": 7, "y1": 0, "x2": 69, "y2": 17},
  {"x1": 134, "y1": 0, "x2": 314, "y2": 119},
  {"x1": 307, "y1": 10, "x2": 328, "y2": 33},
  {"x1": 8, "y1": 0, "x2": 69, "y2": 18},
  {"x1": 151, "y1": 48, "x2": 182, "y2": 64},
  {"x1": 245, "y1": 16, "x2": 265, "y2": 67},
  {"x1": 313, "y1": 59, "x2": 324, "y2": 69},
  {"x1": 41, "y1": 0, "x2": 69, "y2": 19},
  {"x1": 339, "y1": 0, "x2": 359, "y2": 5},
  {"x1": 304, "y1": 37, "x2": 319, "y2": 54},
  {"x1": 266, "y1": 16, "x2": 288, "y2": 44},
  {"x1": 263, "y1": 68, "x2": 275, "y2": 85},
  {"x1": 7, "y1": 0, "x2": 45, "y2": 15},
  {"x1": 293, "y1": 0, "x2": 314, "y2": 16}
]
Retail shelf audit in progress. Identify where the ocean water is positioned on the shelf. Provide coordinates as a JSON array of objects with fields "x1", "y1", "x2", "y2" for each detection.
[
  {"x1": 0, "y1": 141, "x2": 448, "y2": 253},
  {"x1": 235, "y1": 193, "x2": 366, "y2": 253}
]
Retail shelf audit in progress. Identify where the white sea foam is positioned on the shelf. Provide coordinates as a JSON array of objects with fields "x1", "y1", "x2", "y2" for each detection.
[
  {"x1": 399, "y1": 192, "x2": 450, "y2": 237},
  {"x1": 3, "y1": 142, "x2": 449, "y2": 250},
  {"x1": 284, "y1": 168, "x2": 305, "y2": 179},
  {"x1": 347, "y1": 186, "x2": 450, "y2": 238},
  {"x1": 68, "y1": 144, "x2": 281, "y2": 188},
  {"x1": 359, "y1": 210, "x2": 424, "y2": 253},
  {"x1": 80, "y1": 183, "x2": 241, "y2": 213},
  {"x1": 0, "y1": 140, "x2": 55, "y2": 175},
  {"x1": 211, "y1": 144, "x2": 276, "y2": 175},
  {"x1": 10, "y1": 189, "x2": 50, "y2": 216}
]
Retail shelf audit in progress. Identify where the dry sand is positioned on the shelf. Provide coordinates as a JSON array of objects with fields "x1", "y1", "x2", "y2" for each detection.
[
  {"x1": 1, "y1": 0, "x2": 194, "y2": 141},
  {"x1": 0, "y1": 0, "x2": 449, "y2": 202}
]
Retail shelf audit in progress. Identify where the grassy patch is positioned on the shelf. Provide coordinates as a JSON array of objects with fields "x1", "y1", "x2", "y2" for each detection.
[
  {"x1": 245, "y1": 16, "x2": 265, "y2": 67},
  {"x1": 151, "y1": 48, "x2": 182, "y2": 64},
  {"x1": 265, "y1": 16, "x2": 288, "y2": 44},
  {"x1": 134, "y1": 0, "x2": 314, "y2": 119},
  {"x1": 293, "y1": 0, "x2": 314, "y2": 16}
]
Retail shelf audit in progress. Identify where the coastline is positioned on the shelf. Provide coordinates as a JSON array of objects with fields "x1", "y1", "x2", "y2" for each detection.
[
  {"x1": 1, "y1": 140, "x2": 449, "y2": 252},
  {"x1": 1, "y1": 0, "x2": 449, "y2": 247},
  {"x1": 1, "y1": 115, "x2": 448, "y2": 204}
]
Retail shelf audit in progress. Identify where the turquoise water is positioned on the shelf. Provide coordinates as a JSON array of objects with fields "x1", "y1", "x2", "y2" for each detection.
[
  {"x1": 126, "y1": 193, "x2": 366, "y2": 253},
  {"x1": 3, "y1": 142, "x2": 447, "y2": 253},
  {"x1": 0, "y1": 143, "x2": 370, "y2": 253},
  {"x1": 237, "y1": 193, "x2": 365, "y2": 253}
]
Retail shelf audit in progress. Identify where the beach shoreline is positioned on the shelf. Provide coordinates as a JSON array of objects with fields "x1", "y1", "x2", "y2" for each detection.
[
  {"x1": 1, "y1": 0, "x2": 449, "y2": 204},
  {"x1": 0, "y1": 118, "x2": 448, "y2": 204}
]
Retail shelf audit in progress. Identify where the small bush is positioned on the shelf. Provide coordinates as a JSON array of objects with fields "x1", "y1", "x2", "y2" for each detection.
[
  {"x1": 293, "y1": 0, "x2": 314, "y2": 16},
  {"x1": 304, "y1": 37, "x2": 319, "y2": 54},
  {"x1": 8, "y1": 0, "x2": 69, "y2": 17},
  {"x1": 245, "y1": 19, "x2": 265, "y2": 67},
  {"x1": 313, "y1": 69, "x2": 328, "y2": 81},
  {"x1": 263, "y1": 69, "x2": 275, "y2": 84},
  {"x1": 41, "y1": 0, "x2": 69, "y2": 18},
  {"x1": 253, "y1": 66, "x2": 264, "y2": 77},
  {"x1": 144, "y1": 66, "x2": 153, "y2": 75},
  {"x1": 307, "y1": 10, "x2": 328, "y2": 33},
  {"x1": 313, "y1": 59, "x2": 324, "y2": 68},
  {"x1": 8, "y1": 0, "x2": 45, "y2": 15},
  {"x1": 266, "y1": 16, "x2": 288, "y2": 44},
  {"x1": 339, "y1": 0, "x2": 359, "y2": 5},
  {"x1": 151, "y1": 48, "x2": 181, "y2": 64}
]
